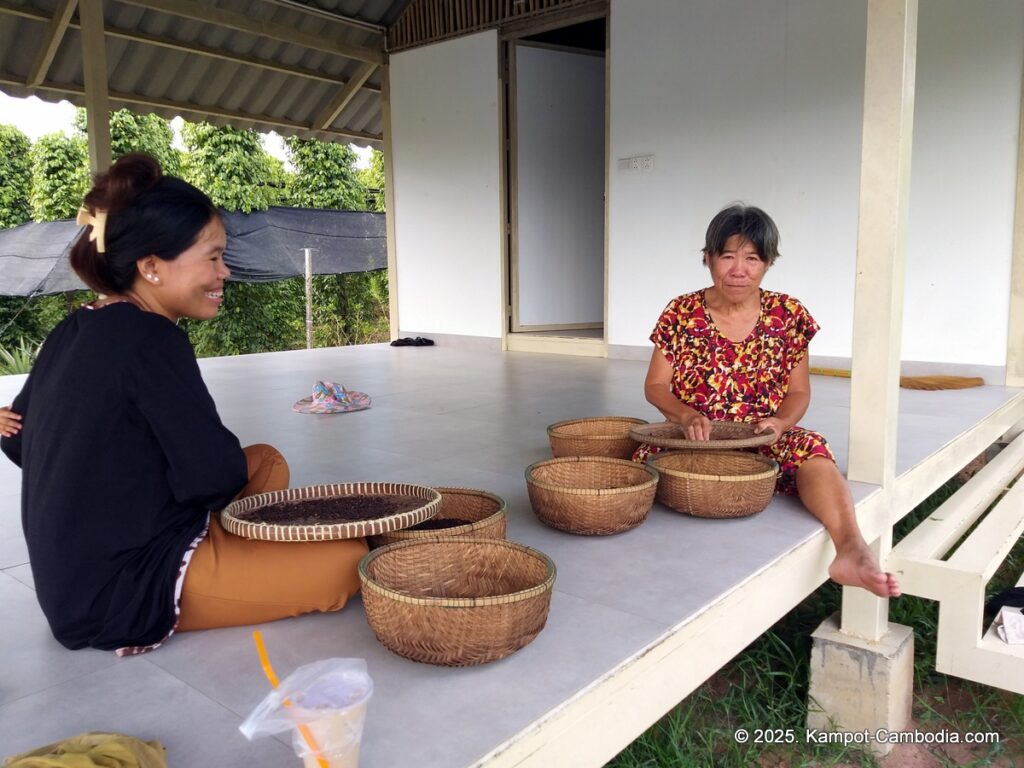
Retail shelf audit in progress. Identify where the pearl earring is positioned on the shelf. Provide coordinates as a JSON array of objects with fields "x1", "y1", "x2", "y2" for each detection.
[{"x1": 149, "y1": 274, "x2": 159, "y2": 283}]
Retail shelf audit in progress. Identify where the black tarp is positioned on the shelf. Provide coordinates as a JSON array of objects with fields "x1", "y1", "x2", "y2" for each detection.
[{"x1": 0, "y1": 207, "x2": 386, "y2": 296}]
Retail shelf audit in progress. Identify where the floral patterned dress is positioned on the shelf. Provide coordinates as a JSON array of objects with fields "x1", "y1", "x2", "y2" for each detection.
[{"x1": 635, "y1": 289, "x2": 834, "y2": 495}]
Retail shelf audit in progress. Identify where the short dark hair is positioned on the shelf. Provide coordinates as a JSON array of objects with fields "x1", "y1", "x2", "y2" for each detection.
[
  {"x1": 703, "y1": 204, "x2": 781, "y2": 265},
  {"x1": 70, "y1": 153, "x2": 219, "y2": 295}
]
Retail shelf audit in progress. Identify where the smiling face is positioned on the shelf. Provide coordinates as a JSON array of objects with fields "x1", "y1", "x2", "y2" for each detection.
[
  {"x1": 705, "y1": 233, "x2": 768, "y2": 305},
  {"x1": 138, "y1": 217, "x2": 229, "y2": 322}
]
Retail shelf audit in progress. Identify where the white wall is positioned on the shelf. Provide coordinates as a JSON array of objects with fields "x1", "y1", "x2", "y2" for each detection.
[
  {"x1": 515, "y1": 45, "x2": 605, "y2": 328},
  {"x1": 607, "y1": 0, "x2": 1023, "y2": 367},
  {"x1": 390, "y1": 31, "x2": 503, "y2": 338},
  {"x1": 904, "y1": 0, "x2": 1023, "y2": 365}
]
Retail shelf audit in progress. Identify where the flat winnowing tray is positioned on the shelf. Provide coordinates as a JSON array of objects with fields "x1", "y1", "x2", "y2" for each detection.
[
  {"x1": 220, "y1": 482, "x2": 442, "y2": 541},
  {"x1": 629, "y1": 420, "x2": 775, "y2": 450}
]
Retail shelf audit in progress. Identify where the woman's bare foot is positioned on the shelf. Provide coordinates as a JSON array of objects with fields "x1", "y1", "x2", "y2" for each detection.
[{"x1": 828, "y1": 541, "x2": 901, "y2": 598}]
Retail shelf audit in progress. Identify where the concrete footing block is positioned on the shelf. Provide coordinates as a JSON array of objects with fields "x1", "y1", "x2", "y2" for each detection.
[{"x1": 806, "y1": 612, "x2": 914, "y2": 756}]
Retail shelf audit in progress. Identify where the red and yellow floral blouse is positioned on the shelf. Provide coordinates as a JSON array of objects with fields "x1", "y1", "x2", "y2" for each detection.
[{"x1": 641, "y1": 289, "x2": 834, "y2": 495}]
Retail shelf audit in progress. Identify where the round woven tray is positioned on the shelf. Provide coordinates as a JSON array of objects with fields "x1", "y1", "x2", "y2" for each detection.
[
  {"x1": 525, "y1": 456, "x2": 660, "y2": 535},
  {"x1": 359, "y1": 537, "x2": 556, "y2": 666},
  {"x1": 370, "y1": 487, "x2": 507, "y2": 547},
  {"x1": 547, "y1": 416, "x2": 649, "y2": 459},
  {"x1": 220, "y1": 482, "x2": 441, "y2": 541},
  {"x1": 650, "y1": 450, "x2": 778, "y2": 518},
  {"x1": 630, "y1": 420, "x2": 775, "y2": 450}
]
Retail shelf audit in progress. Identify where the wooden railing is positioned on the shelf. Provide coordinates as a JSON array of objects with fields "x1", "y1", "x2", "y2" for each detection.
[{"x1": 388, "y1": 0, "x2": 607, "y2": 52}]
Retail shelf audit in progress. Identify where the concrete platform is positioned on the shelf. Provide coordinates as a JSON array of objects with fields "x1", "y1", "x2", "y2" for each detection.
[{"x1": 0, "y1": 344, "x2": 1019, "y2": 766}]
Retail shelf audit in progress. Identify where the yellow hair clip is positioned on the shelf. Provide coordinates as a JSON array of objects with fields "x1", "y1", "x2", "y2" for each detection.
[{"x1": 76, "y1": 206, "x2": 108, "y2": 253}]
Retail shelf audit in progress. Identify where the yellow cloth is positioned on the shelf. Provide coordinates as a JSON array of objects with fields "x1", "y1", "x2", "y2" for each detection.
[{"x1": 3, "y1": 733, "x2": 166, "y2": 768}]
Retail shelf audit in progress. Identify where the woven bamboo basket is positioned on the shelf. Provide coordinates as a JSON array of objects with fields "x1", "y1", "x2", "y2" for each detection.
[
  {"x1": 547, "y1": 416, "x2": 649, "y2": 459},
  {"x1": 525, "y1": 456, "x2": 659, "y2": 535},
  {"x1": 359, "y1": 537, "x2": 556, "y2": 666},
  {"x1": 370, "y1": 487, "x2": 507, "y2": 547},
  {"x1": 650, "y1": 451, "x2": 778, "y2": 518},
  {"x1": 220, "y1": 482, "x2": 441, "y2": 541}
]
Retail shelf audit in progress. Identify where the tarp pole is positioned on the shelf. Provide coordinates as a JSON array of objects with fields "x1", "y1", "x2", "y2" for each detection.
[{"x1": 304, "y1": 247, "x2": 313, "y2": 349}]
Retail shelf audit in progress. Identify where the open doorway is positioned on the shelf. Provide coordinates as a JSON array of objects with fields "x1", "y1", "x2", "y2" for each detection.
[{"x1": 504, "y1": 17, "x2": 607, "y2": 355}]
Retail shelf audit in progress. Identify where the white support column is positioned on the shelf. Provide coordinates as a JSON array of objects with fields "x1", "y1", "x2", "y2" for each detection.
[
  {"x1": 79, "y1": 0, "x2": 111, "y2": 173},
  {"x1": 1006, "y1": 55, "x2": 1024, "y2": 387},
  {"x1": 381, "y1": 64, "x2": 400, "y2": 341},
  {"x1": 843, "y1": 0, "x2": 918, "y2": 642}
]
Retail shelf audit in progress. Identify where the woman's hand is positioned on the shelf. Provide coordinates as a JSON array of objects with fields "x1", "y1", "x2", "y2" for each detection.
[
  {"x1": 679, "y1": 411, "x2": 712, "y2": 441},
  {"x1": 753, "y1": 416, "x2": 787, "y2": 444},
  {"x1": 0, "y1": 406, "x2": 22, "y2": 438}
]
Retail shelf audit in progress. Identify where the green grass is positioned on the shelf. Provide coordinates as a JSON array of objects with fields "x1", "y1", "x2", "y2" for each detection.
[
  {"x1": 0, "y1": 336, "x2": 40, "y2": 375},
  {"x1": 608, "y1": 477, "x2": 1024, "y2": 768}
]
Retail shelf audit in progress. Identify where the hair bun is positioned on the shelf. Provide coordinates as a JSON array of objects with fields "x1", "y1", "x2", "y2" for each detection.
[{"x1": 84, "y1": 152, "x2": 163, "y2": 214}]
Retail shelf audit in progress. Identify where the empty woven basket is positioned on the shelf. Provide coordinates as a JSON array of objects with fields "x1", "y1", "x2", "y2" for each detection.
[
  {"x1": 370, "y1": 487, "x2": 507, "y2": 547},
  {"x1": 359, "y1": 537, "x2": 556, "y2": 666},
  {"x1": 547, "y1": 416, "x2": 649, "y2": 459},
  {"x1": 525, "y1": 456, "x2": 659, "y2": 535},
  {"x1": 650, "y1": 450, "x2": 778, "y2": 518}
]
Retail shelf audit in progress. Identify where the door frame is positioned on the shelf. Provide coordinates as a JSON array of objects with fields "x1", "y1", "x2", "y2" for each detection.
[{"x1": 499, "y1": 14, "x2": 610, "y2": 353}]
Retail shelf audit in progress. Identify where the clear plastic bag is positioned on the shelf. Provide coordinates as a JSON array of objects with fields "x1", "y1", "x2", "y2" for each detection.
[{"x1": 240, "y1": 658, "x2": 373, "y2": 766}]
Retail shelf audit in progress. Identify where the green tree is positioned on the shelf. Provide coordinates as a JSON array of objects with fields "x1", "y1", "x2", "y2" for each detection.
[
  {"x1": 0, "y1": 124, "x2": 32, "y2": 229},
  {"x1": 358, "y1": 149, "x2": 385, "y2": 213},
  {"x1": 180, "y1": 122, "x2": 279, "y2": 213},
  {"x1": 73, "y1": 108, "x2": 181, "y2": 176},
  {"x1": 177, "y1": 121, "x2": 303, "y2": 356},
  {"x1": 29, "y1": 132, "x2": 89, "y2": 220},
  {"x1": 285, "y1": 137, "x2": 365, "y2": 210},
  {"x1": 285, "y1": 137, "x2": 388, "y2": 346}
]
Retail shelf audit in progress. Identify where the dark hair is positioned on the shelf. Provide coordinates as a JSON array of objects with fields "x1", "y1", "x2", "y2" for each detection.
[
  {"x1": 70, "y1": 153, "x2": 219, "y2": 294},
  {"x1": 703, "y1": 203, "x2": 781, "y2": 265}
]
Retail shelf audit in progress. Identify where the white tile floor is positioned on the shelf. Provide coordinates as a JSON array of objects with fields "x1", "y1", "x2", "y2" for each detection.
[{"x1": 0, "y1": 344, "x2": 1018, "y2": 766}]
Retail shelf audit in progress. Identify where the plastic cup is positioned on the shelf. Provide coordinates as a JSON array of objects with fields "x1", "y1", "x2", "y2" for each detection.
[{"x1": 293, "y1": 701, "x2": 368, "y2": 768}]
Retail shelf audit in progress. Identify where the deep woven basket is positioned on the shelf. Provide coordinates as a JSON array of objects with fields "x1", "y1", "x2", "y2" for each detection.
[
  {"x1": 220, "y1": 483, "x2": 441, "y2": 541},
  {"x1": 359, "y1": 537, "x2": 556, "y2": 666},
  {"x1": 525, "y1": 456, "x2": 660, "y2": 535},
  {"x1": 370, "y1": 487, "x2": 507, "y2": 547},
  {"x1": 630, "y1": 420, "x2": 775, "y2": 450},
  {"x1": 547, "y1": 416, "x2": 649, "y2": 459},
  {"x1": 650, "y1": 451, "x2": 778, "y2": 518}
]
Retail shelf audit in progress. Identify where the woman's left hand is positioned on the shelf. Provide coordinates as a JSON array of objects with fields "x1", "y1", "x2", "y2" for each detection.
[{"x1": 753, "y1": 417, "x2": 787, "y2": 444}]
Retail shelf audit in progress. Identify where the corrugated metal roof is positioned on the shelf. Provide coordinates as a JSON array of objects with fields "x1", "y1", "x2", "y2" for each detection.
[{"x1": 0, "y1": 0, "x2": 409, "y2": 148}]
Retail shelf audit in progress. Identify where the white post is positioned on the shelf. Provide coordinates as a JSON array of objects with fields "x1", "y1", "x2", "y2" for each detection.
[
  {"x1": 304, "y1": 247, "x2": 313, "y2": 350},
  {"x1": 844, "y1": 0, "x2": 918, "y2": 641},
  {"x1": 1006, "y1": 53, "x2": 1024, "y2": 387},
  {"x1": 78, "y1": 0, "x2": 111, "y2": 173}
]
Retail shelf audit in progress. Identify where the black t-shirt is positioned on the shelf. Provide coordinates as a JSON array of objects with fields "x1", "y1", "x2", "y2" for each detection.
[{"x1": 1, "y1": 303, "x2": 247, "y2": 650}]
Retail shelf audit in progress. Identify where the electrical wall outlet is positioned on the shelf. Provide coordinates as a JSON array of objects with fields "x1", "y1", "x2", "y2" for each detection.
[{"x1": 618, "y1": 154, "x2": 655, "y2": 173}]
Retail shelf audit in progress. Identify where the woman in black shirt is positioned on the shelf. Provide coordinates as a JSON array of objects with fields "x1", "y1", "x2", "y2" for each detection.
[{"x1": 0, "y1": 154, "x2": 367, "y2": 652}]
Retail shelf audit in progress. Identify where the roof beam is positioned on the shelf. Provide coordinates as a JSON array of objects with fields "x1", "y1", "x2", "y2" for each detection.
[
  {"x1": 0, "y1": 76, "x2": 383, "y2": 145},
  {"x1": 313, "y1": 61, "x2": 376, "y2": 131},
  {"x1": 26, "y1": 0, "x2": 77, "y2": 87},
  {"x1": 263, "y1": 0, "x2": 385, "y2": 34},
  {"x1": 97, "y1": 23, "x2": 381, "y2": 92},
  {"x1": 116, "y1": 0, "x2": 384, "y2": 65},
  {"x1": 0, "y1": 2, "x2": 381, "y2": 94},
  {"x1": 79, "y1": 0, "x2": 112, "y2": 172}
]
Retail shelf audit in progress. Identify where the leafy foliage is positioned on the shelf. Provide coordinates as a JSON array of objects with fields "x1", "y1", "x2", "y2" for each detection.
[
  {"x1": 74, "y1": 108, "x2": 182, "y2": 176},
  {"x1": 0, "y1": 336, "x2": 41, "y2": 375},
  {"x1": 29, "y1": 132, "x2": 89, "y2": 220},
  {"x1": 285, "y1": 137, "x2": 364, "y2": 210},
  {"x1": 285, "y1": 137, "x2": 389, "y2": 346},
  {"x1": 358, "y1": 149, "x2": 386, "y2": 213},
  {"x1": 180, "y1": 123, "x2": 280, "y2": 213},
  {"x1": 0, "y1": 124, "x2": 32, "y2": 229}
]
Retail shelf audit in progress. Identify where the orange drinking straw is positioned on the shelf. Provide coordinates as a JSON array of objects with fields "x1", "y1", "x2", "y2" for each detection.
[{"x1": 252, "y1": 630, "x2": 329, "y2": 768}]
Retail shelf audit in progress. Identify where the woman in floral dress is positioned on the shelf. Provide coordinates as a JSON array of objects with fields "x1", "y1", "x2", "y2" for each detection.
[{"x1": 640, "y1": 204, "x2": 899, "y2": 598}]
